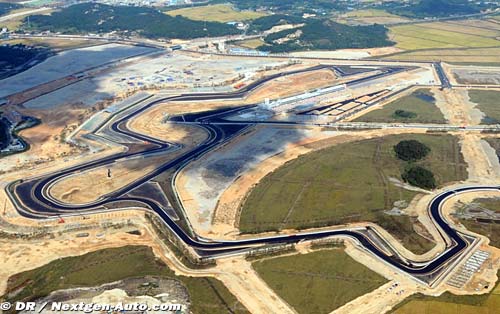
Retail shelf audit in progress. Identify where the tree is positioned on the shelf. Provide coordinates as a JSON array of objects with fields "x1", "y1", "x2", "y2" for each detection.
[
  {"x1": 402, "y1": 165, "x2": 436, "y2": 189},
  {"x1": 394, "y1": 140, "x2": 430, "y2": 162}
]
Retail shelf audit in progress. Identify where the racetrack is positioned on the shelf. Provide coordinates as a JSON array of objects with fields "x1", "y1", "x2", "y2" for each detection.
[{"x1": 5, "y1": 63, "x2": 496, "y2": 286}]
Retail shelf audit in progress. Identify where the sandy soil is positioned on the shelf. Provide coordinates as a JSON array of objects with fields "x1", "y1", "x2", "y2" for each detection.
[
  {"x1": 459, "y1": 134, "x2": 500, "y2": 183},
  {"x1": 246, "y1": 68, "x2": 337, "y2": 101},
  {"x1": 127, "y1": 104, "x2": 209, "y2": 144},
  {"x1": 0, "y1": 104, "x2": 93, "y2": 173},
  {"x1": 290, "y1": 47, "x2": 403, "y2": 59},
  {"x1": 49, "y1": 153, "x2": 168, "y2": 204},
  {"x1": 433, "y1": 88, "x2": 484, "y2": 125},
  {"x1": 216, "y1": 257, "x2": 297, "y2": 314}
]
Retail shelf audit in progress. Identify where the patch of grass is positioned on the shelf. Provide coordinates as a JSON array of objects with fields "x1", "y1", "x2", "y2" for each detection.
[
  {"x1": 485, "y1": 138, "x2": 500, "y2": 161},
  {"x1": 390, "y1": 270, "x2": 500, "y2": 313},
  {"x1": 239, "y1": 134, "x2": 467, "y2": 253},
  {"x1": 383, "y1": 47, "x2": 500, "y2": 64},
  {"x1": 165, "y1": 4, "x2": 266, "y2": 23},
  {"x1": 461, "y1": 219, "x2": 500, "y2": 248},
  {"x1": 252, "y1": 249, "x2": 388, "y2": 314},
  {"x1": 468, "y1": 90, "x2": 500, "y2": 124},
  {"x1": 234, "y1": 38, "x2": 265, "y2": 49},
  {"x1": 3, "y1": 246, "x2": 249, "y2": 314},
  {"x1": 337, "y1": 9, "x2": 409, "y2": 25},
  {"x1": 354, "y1": 89, "x2": 447, "y2": 124}
]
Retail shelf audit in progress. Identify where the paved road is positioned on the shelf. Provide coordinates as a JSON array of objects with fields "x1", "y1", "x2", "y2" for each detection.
[{"x1": 6, "y1": 64, "x2": 496, "y2": 285}]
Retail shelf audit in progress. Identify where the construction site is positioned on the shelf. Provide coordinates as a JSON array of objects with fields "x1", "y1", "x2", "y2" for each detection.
[{"x1": 0, "y1": 39, "x2": 500, "y2": 314}]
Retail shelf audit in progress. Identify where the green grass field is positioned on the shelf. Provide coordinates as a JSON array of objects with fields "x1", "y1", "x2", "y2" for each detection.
[
  {"x1": 354, "y1": 89, "x2": 447, "y2": 124},
  {"x1": 383, "y1": 47, "x2": 500, "y2": 64},
  {"x1": 391, "y1": 271, "x2": 500, "y2": 313},
  {"x1": 235, "y1": 38, "x2": 265, "y2": 49},
  {"x1": 253, "y1": 249, "x2": 388, "y2": 314},
  {"x1": 468, "y1": 90, "x2": 500, "y2": 124},
  {"x1": 461, "y1": 219, "x2": 500, "y2": 248},
  {"x1": 165, "y1": 4, "x2": 266, "y2": 23},
  {"x1": 3, "y1": 246, "x2": 249, "y2": 314},
  {"x1": 239, "y1": 133, "x2": 467, "y2": 253}
]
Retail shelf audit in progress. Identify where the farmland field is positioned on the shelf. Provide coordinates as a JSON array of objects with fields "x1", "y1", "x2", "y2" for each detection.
[
  {"x1": 389, "y1": 23, "x2": 500, "y2": 50},
  {"x1": 165, "y1": 4, "x2": 266, "y2": 23},
  {"x1": 383, "y1": 19, "x2": 500, "y2": 64},
  {"x1": 337, "y1": 9, "x2": 410, "y2": 25}
]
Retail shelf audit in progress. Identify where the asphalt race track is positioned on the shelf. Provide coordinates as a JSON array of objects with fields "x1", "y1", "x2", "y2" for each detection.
[{"x1": 6, "y1": 64, "x2": 498, "y2": 286}]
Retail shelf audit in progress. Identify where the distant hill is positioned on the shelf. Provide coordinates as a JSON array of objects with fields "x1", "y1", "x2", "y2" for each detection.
[
  {"x1": 258, "y1": 19, "x2": 393, "y2": 53},
  {"x1": 387, "y1": 0, "x2": 482, "y2": 18},
  {"x1": 26, "y1": 3, "x2": 240, "y2": 39}
]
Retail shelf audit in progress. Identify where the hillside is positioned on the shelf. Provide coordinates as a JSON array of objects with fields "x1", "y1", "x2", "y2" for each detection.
[
  {"x1": 386, "y1": 0, "x2": 482, "y2": 18},
  {"x1": 259, "y1": 19, "x2": 393, "y2": 52},
  {"x1": 25, "y1": 3, "x2": 240, "y2": 39}
]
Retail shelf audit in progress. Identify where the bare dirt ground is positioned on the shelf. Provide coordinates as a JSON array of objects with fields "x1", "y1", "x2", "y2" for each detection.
[
  {"x1": 433, "y1": 88, "x2": 484, "y2": 125},
  {"x1": 290, "y1": 47, "x2": 403, "y2": 59},
  {"x1": 216, "y1": 257, "x2": 297, "y2": 314},
  {"x1": 49, "y1": 153, "x2": 168, "y2": 204},
  {"x1": 0, "y1": 104, "x2": 92, "y2": 173},
  {"x1": 449, "y1": 64, "x2": 500, "y2": 85},
  {"x1": 459, "y1": 134, "x2": 500, "y2": 183},
  {"x1": 246, "y1": 68, "x2": 338, "y2": 102}
]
